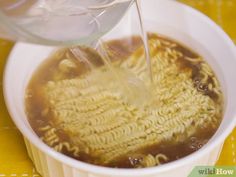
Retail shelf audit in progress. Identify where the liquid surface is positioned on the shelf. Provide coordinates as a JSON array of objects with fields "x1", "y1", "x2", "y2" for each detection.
[{"x1": 25, "y1": 34, "x2": 223, "y2": 168}]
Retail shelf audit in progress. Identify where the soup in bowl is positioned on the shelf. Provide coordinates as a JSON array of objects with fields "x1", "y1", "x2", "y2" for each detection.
[{"x1": 3, "y1": 0, "x2": 236, "y2": 177}]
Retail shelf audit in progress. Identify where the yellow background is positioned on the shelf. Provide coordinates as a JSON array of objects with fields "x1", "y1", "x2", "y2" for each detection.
[{"x1": 0, "y1": 0, "x2": 236, "y2": 176}]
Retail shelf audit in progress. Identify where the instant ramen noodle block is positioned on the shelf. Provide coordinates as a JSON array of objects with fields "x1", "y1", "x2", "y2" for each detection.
[{"x1": 30, "y1": 36, "x2": 223, "y2": 168}]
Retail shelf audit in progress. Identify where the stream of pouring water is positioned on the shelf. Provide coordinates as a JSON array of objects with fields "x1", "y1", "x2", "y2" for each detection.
[
  {"x1": 98, "y1": 0, "x2": 154, "y2": 106},
  {"x1": 135, "y1": 0, "x2": 153, "y2": 83},
  {"x1": 72, "y1": 0, "x2": 153, "y2": 106}
]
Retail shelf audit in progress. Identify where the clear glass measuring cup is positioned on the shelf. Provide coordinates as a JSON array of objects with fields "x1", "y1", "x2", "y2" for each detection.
[{"x1": 0, "y1": 0, "x2": 133, "y2": 46}]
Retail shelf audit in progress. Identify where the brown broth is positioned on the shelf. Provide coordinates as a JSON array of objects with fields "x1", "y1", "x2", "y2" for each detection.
[
  {"x1": 25, "y1": 34, "x2": 223, "y2": 168},
  {"x1": 111, "y1": 124, "x2": 218, "y2": 168}
]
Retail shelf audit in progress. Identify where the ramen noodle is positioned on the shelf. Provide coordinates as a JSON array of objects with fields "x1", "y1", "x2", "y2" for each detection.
[{"x1": 25, "y1": 34, "x2": 223, "y2": 168}]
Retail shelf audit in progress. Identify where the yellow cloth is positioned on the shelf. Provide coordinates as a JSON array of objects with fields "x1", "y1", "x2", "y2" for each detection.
[{"x1": 0, "y1": 0, "x2": 235, "y2": 176}]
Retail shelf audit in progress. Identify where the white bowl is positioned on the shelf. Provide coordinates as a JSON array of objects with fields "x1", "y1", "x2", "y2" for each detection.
[{"x1": 3, "y1": 0, "x2": 236, "y2": 177}]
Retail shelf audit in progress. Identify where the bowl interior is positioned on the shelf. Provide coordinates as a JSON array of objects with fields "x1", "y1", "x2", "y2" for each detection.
[{"x1": 3, "y1": 0, "x2": 236, "y2": 175}]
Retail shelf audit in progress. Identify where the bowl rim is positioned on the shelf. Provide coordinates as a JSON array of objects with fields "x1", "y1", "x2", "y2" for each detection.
[{"x1": 3, "y1": 0, "x2": 236, "y2": 176}]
